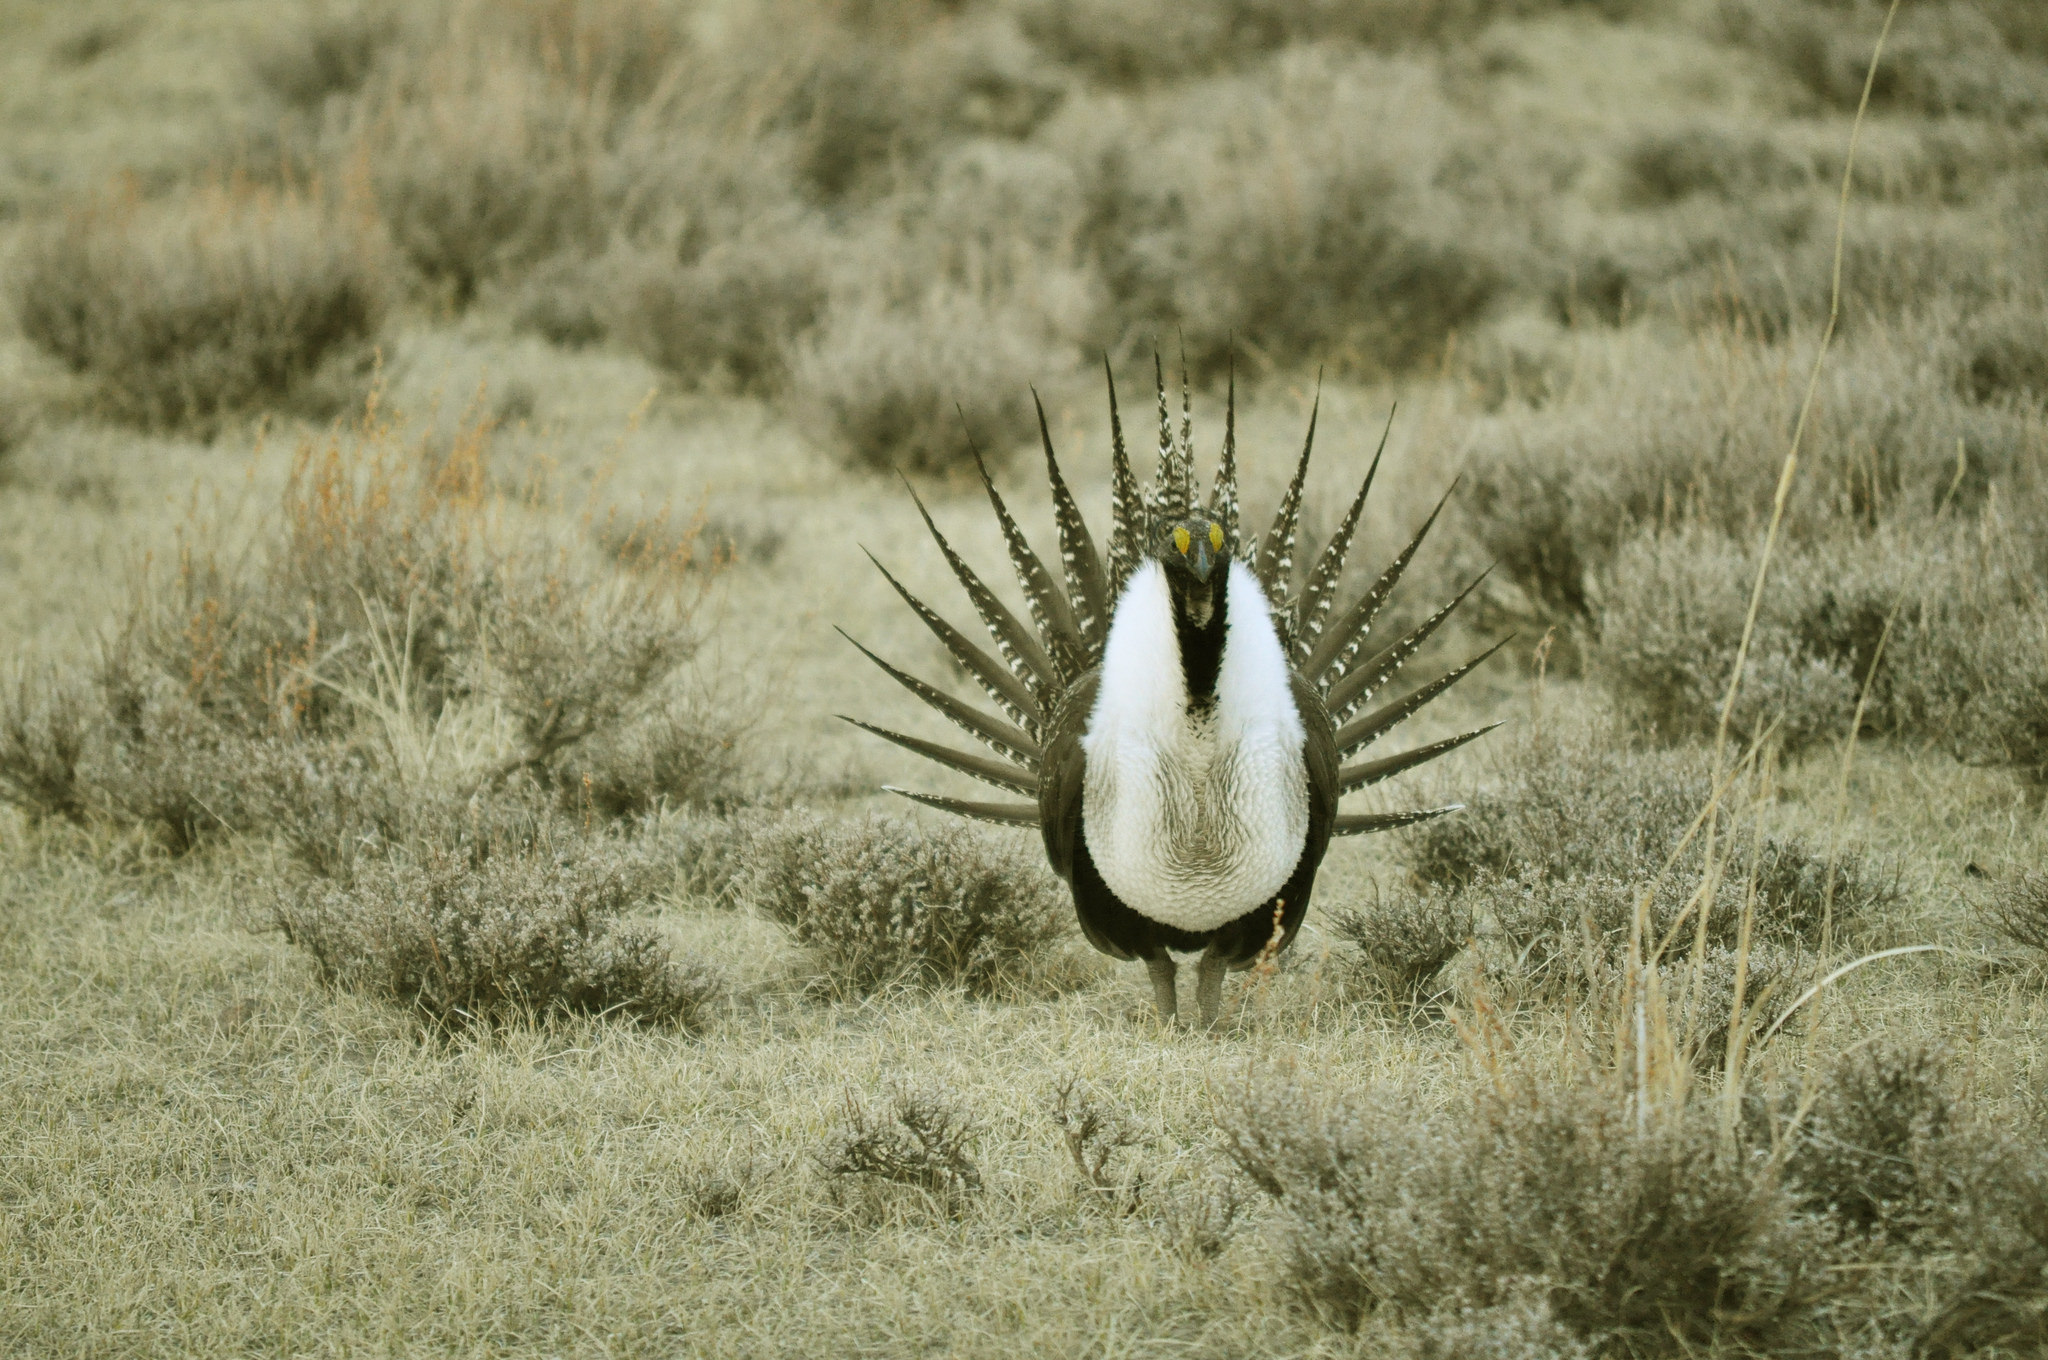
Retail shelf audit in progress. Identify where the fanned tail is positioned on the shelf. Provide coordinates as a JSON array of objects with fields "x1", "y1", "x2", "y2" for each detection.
[{"x1": 855, "y1": 373, "x2": 1505, "y2": 843}]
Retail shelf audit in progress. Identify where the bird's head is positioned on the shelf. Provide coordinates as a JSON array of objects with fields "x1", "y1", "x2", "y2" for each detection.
[{"x1": 1155, "y1": 511, "x2": 1230, "y2": 625}]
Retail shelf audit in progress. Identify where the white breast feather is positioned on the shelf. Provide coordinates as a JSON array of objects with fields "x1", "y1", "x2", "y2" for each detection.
[{"x1": 1081, "y1": 560, "x2": 1310, "y2": 933}]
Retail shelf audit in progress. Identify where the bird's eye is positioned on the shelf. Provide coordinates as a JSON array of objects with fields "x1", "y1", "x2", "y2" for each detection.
[
  {"x1": 1208, "y1": 523, "x2": 1224, "y2": 551},
  {"x1": 1173, "y1": 526, "x2": 1191, "y2": 554}
]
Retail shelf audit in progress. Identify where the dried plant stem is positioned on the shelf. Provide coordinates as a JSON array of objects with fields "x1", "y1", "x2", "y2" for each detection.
[{"x1": 1681, "y1": 0, "x2": 1899, "y2": 1109}]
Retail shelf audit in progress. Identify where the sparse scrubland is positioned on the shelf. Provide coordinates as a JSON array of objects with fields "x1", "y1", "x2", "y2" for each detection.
[{"x1": 3, "y1": 0, "x2": 2047, "y2": 1355}]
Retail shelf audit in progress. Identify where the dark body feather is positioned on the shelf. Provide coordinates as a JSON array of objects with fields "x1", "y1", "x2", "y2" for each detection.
[{"x1": 847, "y1": 362, "x2": 1500, "y2": 1017}]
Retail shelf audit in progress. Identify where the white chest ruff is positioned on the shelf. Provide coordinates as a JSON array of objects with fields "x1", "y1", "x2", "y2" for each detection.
[{"x1": 1081, "y1": 561, "x2": 1310, "y2": 933}]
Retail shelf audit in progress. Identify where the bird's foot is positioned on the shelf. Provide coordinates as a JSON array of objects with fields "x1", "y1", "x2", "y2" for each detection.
[
  {"x1": 1145, "y1": 954, "x2": 1179, "y2": 1026},
  {"x1": 1194, "y1": 949, "x2": 1228, "y2": 1031}
]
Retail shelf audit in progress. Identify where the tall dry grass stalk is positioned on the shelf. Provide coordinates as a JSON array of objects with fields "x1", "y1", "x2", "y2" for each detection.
[{"x1": 1607, "y1": 0, "x2": 1904, "y2": 1141}]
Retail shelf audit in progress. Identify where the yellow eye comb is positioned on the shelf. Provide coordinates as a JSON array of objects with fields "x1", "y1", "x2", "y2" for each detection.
[{"x1": 1173, "y1": 526, "x2": 1191, "y2": 554}]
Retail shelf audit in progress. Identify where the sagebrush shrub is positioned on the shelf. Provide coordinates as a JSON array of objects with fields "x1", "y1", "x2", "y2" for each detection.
[
  {"x1": 274, "y1": 831, "x2": 718, "y2": 1028},
  {"x1": 609, "y1": 233, "x2": 828, "y2": 393},
  {"x1": 364, "y1": 48, "x2": 607, "y2": 306},
  {"x1": 1327, "y1": 887, "x2": 1473, "y2": 1005},
  {"x1": 0, "y1": 405, "x2": 744, "y2": 852},
  {"x1": 1594, "y1": 527, "x2": 1862, "y2": 756},
  {"x1": 741, "y1": 810, "x2": 1070, "y2": 996},
  {"x1": 1595, "y1": 513, "x2": 2048, "y2": 784},
  {"x1": 790, "y1": 284, "x2": 1065, "y2": 474},
  {"x1": 1221, "y1": 1066, "x2": 1823, "y2": 1348},
  {"x1": 818, "y1": 1083, "x2": 983, "y2": 1202},
  {"x1": 1061, "y1": 46, "x2": 1505, "y2": 376},
  {"x1": 1785, "y1": 1038, "x2": 1955, "y2": 1234},
  {"x1": 1986, "y1": 870, "x2": 2048, "y2": 955},
  {"x1": 1393, "y1": 718, "x2": 1881, "y2": 1040},
  {"x1": 249, "y1": 2, "x2": 397, "y2": 110},
  {"x1": 11, "y1": 184, "x2": 389, "y2": 430},
  {"x1": 1720, "y1": 0, "x2": 2048, "y2": 122},
  {"x1": 1461, "y1": 322, "x2": 2047, "y2": 636}
]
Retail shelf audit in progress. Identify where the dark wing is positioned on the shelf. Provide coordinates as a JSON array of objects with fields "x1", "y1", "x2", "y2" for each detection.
[
  {"x1": 1037, "y1": 671, "x2": 1097, "y2": 884},
  {"x1": 1294, "y1": 669, "x2": 1339, "y2": 882}
]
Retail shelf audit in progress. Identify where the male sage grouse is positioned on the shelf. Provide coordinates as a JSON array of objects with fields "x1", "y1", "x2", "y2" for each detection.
[{"x1": 843, "y1": 361, "x2": 1504, "y2": 1026}]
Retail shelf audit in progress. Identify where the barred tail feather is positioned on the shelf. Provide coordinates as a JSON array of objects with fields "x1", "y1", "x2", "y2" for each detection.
[
  {"x1": 1333, "y1": 636, "x2": 1515, "y2": 760},
  {"x1": 900, "y1": 478, "x2": 1060, "y2": 701},
  {"x1": 862, "y1": 550, "x2": 1042, "y2": 736},
  {"x1": 1322, "y1": 568, "x2": 1494, "y2": 725},
  {"x1": 1292, "y1": 408, "x2": 1392, "y2": 667},
  {"x1": 1254, "y1": 374, "x2": 1320, "y2": 603},
  {"x1": 1336, "y1": 724, "x2": 1502, "y2": 797},
  {"x1": 836, "y1": 629, "x2": 1042, "y2": 769},
  {"x1": 884, "y1": 788, "x2": 1041, "y2": 827},
  {"x1": 1209, "y1": 358, "x2": 1240, "y2": 544},
  {"x1": 1036, "y1": 393, "x2": 1109, "y2": 657},
  {"x1": 1104, "y1": 358, "x2": 1143, "y2": 598},
  {"x1": 1333, "y1": 806, "x2": 1461, "y2": 838},
  {"x1": 1303, "y1": 479, "x2": 1458, "y2": 688},
  {"x1": 1149, "y1": 353, "x2": 1191, "y2": 522},
  {"x1": 968, "y1": 444, "x2": 1087, "y2": 682},
  {"x1": 838, "y1": 717, "x2": 1037, "y2": 797}
]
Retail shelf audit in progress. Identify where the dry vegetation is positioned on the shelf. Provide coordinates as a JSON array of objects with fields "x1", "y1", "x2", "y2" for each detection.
[{"x1": 3, "y1": 0, "x2": 2048, "y2": 1355}]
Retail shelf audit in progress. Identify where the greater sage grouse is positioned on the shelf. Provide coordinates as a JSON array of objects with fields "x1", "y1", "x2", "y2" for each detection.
[{"x1": 844, "y1": 362, "x2": 1504, "y2": 1026}]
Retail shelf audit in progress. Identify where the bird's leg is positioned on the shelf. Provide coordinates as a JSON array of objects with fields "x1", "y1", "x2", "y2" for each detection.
[
  {"x1": 1195, "y1": 944, "x2": 1229, "y2": 1029},
  {"x1": 1145, "y1": 954, "x2": 1179, "y2": 1023}
]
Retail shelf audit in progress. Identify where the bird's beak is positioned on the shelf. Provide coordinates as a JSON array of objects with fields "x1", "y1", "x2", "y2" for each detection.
[{"x1": 1186, "y1": 539, "x2": 1214, "y2": 584}]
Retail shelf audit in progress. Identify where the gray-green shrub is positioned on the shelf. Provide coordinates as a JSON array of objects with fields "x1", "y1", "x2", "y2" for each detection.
[
  {"x1": 741, "y1": 810, "x2": 1070, "y2": 996},
  {"x1": 274, "y1": 830, "x2": 719, "y2": 1029},
  {"x1": 10, "y1": 185, "x2": 389, "y2": 430},
  {"x1": 1221, "y1": 1066, "x2": 1824, "y2": 1349}
]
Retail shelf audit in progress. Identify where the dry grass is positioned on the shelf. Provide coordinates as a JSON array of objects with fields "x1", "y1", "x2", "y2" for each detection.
[{"x1": 6, "y1": 0, "x2": 2048, "y2": 1354}]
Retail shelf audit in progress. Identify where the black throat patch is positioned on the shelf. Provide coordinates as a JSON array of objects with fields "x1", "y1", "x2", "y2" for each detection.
[{"x1": 1174, "y1": 570, "x2": 1229, "y2": 707}]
